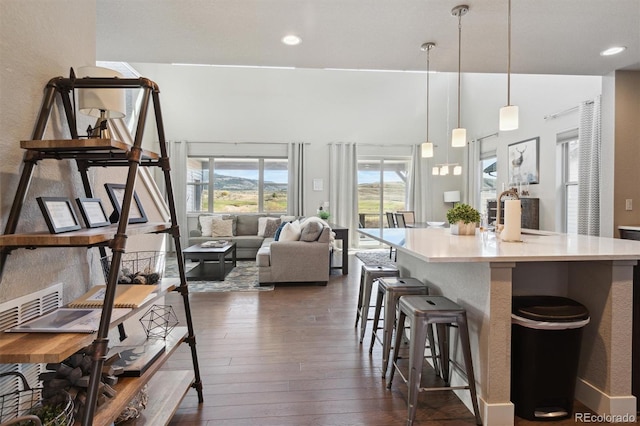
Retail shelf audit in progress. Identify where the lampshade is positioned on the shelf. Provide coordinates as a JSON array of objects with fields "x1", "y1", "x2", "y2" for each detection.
[
  {"x1": 432, "y1": 166, "x2": 440, "y2": 176},
  {"x1": 77, "y1": 66, "x2": 126, "y2": 119},
  {"x1": 451, "y1": 128, "x2": 466, "y2": 147},
  {"x1": 421, "y1": 142, "x2": 434, "y2": 158},
  {"x1": 500, "y1": 105, "x2": 519, "y2": 131},
  {"x1": 440, "y1": 165, "x2": 449, "y2": 175},
  {"x1": 444, "y1": 190, "x2": 461, "y2": 203},
  {"x1": 453, "y1": 165, "x2": 462, "y2": 175}
]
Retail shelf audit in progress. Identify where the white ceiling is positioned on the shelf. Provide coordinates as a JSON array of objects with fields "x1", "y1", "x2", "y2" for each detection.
[{"x1": 97, "y1": 0, "x2": 640, "y2": 76}]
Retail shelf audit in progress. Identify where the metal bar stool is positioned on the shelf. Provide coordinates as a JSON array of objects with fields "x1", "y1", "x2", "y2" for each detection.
[
  {"x1": 355, "y1": 264, "x2": 399, "y2": 343},
  {"x1": 369, "y1": 277, "x2": 437, "y2": 379},
  {"x1": 387, "y1": 295, "x2": 482, "y2": 426}
]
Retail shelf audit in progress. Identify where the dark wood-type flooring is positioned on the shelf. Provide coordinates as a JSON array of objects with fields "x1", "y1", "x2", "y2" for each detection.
[{"x1": 164, "y1": 254, "x2": 619, "y2": 425}]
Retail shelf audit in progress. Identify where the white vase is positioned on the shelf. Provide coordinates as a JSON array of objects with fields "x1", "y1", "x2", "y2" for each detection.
[{"x1": 450, "y1": 221, "x2": 477, "y2": 235}]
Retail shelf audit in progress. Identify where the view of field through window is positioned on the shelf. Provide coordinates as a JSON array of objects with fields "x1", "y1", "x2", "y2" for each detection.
[
  {"x1": 358, "y1": 159, "x2": 409, "y2": 228},
  {"x1": 187, "y1": 157, "x2": 288, "y2": 213}
]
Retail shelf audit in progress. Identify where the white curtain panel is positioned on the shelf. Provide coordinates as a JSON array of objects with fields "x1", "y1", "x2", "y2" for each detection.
[
  {"x1": 287, "y1": 142, "x2": 305, "y2": 216},
  {"x1": 407, "y1": 145, "x2": 428, "y2": 222},
  {"x1": 329, "y1": 143, "x2": 359, "y2": 248},
  {"x1": 577, "y1": 96, "x2": 601, "y2": 236},
  {"x1": 169, "y1": 140, "x2": 188, "y2": 248}
]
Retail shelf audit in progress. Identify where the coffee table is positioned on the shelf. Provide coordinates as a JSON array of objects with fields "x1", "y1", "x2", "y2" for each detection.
[{"x1": 183, "y1": 242, "x2": 237, "y2": 281}]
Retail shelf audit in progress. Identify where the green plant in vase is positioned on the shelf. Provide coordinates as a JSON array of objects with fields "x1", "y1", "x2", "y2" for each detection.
[
  {"x1": 318, "y1": 210, "x2": 331, "y2": 220},
  {"x1": 446, "y1": 203, "x2": 480, "y2": 235}
]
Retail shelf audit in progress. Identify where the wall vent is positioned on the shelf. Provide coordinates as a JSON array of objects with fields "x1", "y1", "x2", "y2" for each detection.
[
  {"x1": 0, "y1": 283, "x2": 63, "y2": 331},
  {"x1": 0, "y1": 285, "x2": 61, "y2": 422}
]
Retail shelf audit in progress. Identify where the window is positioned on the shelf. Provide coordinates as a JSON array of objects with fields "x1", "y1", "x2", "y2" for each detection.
[
  {"x1": 479, "y1": 155, "x2": 497, "y2": 217},
  {"x1": 357, "y1": 158, "x2": 410, "y2": 228},
  {"x1": 187, "y1": 157, "x2": 288, "y2": 213},
  {"x1": 561, "y1": 137, "x2": 579, "y2": 234}
]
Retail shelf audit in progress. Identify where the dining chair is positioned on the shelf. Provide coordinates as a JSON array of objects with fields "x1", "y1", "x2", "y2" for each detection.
[
  {"x1": 385, "y1": 212, "x2": 397, "y2": 229},
  {"x1": 397, "y1": 210, "x2": 415, "y2": 226},
  {"x1": 394, "y1": 213, "x2": 406, "y2": 228},
  {"x1": 385, "y1": 212, "x2": 397, "y2": 260}
]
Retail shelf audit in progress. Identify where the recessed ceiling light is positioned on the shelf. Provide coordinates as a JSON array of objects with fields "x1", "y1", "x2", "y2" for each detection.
[
  {"x1": 600, "y1": 46, "x2": 626, "y2": 56},
  {"x1": 281, "y1": 35, "x2": 302, "y2": 46}
]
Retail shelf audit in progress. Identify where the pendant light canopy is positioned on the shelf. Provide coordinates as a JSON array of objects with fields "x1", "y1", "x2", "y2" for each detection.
[
  {"x1": 451, "y1": 5, "x2": 468, "y2": 148},
  {"x1": 421, "y1": 42, "x2": 436, "y2": 158},
  {"x1": 499, "y1": 0, "x2": 519, "y2": 131}
]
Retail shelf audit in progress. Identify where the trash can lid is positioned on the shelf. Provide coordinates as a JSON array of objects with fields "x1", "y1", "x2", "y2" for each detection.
[{"x1": 512, "y1": 295, "x2": 589, "y2": 322}]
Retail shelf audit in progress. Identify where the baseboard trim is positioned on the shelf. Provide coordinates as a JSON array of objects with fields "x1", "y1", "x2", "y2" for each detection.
[
  {"x1": 479, "y1": 398, "x2": 515, "y2": 426},
  {"x1": 575, "y1": 378, "x2": 637, "y2": 419}
]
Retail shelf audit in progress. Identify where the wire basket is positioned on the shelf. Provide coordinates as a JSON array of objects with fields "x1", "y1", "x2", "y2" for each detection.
[
  {"x1": 101, "y1": 251, "x2": 166, "y2": 285},
  {"x1": 0, "y1": 372, "x2": 73, "y2": 426}
]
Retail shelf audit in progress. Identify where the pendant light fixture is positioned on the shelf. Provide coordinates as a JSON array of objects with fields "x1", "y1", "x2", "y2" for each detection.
[
  {"x1": 451, "y1": 5, "x2": 468, "y2": 148},
  {"x1": 499, "y1": 0, "x2": 519, "y2": 131},
  {"x1": 421, "y1": 42, "x2": 435, "y2": 158}
]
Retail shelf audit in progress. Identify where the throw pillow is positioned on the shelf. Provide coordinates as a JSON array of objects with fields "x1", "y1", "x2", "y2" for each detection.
[
  {"x1": 274, "y1": 222, "x2": 288, "y2": 241},
  {"x1": 212, "y1": 218, "x2": 233, "y2": 237},
  {"x1": 300, "y1": 221, "x2": 323, "y2": 242},
  {"x1": 199, "y1": 215, "x2": 216, "y2": 237},
  {"x1": 213, "y1": 214, "x2": 237, "y2": 236},
  {"x1": 263, "y1": 218, "x2": 281, "y2": 238},
  {"x1": 279, "y1": 220, "x2": 301, "y2": 241},
  {"x1": 258, "y1": 217, "x2": 280, "y2": 237}
]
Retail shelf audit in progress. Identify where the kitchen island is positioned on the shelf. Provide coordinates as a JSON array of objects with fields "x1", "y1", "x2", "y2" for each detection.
[{"x1": 359, "y1": 226, "x2": 639, "y2": 425}]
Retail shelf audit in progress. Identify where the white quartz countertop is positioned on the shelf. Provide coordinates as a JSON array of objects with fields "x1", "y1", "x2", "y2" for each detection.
[
  {"x1": 618, "y1": 225, "x2": 640, "y2": 231},
  {"x1": 358, "y1": 227, "x2": 640, "y2": 263}
]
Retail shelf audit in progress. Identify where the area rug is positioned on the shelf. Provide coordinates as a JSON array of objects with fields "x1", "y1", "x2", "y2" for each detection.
[
  {"x1": 354, "y1": 249, "x2": 397, "y2": 268},
  {"x1": 164, "y1": 257, "x2": 274, "y2": 292}
]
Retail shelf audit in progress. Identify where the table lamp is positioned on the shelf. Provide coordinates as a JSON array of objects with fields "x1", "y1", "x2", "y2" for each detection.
[
  {"x1": 444, "y1": 190, "x2": 461, "y2": 208},
  {"x1": 77, "y1": 66, "x2": 126, "y2": 139}
]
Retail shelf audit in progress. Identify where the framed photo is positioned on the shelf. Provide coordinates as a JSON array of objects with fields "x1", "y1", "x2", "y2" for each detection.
[
  {"x1": 76, "y1": 198, "x2": 110, "y2": 228},
  {"x1": 36, "y1": 197, "x2": 82, "y2": 234},
  {"x1": 508, "y1": 137, "x2": 539, "y2": 185},
  {"x1": 104, "y1": 183, "x2": 148, "y2": 224}
]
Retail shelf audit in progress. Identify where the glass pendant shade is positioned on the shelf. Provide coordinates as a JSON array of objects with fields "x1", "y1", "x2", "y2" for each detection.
[
  {"x1": 432, "y1": 166, "x2": 440, "y2": 176},
  {"x1": 451, "y1": 128, "x2": 466, "y2": 147},
  {"x1": 453, "y1": 165, "x2": 462, "y2": 175},
  {"x1": 421, "y1": 142, "x2": 434, "y2": 158},
  {"x1": 440, "y1": 165, "x2": 449, "y2": 175},
  {"x1": 499, "y1": 105, "x2": 519, "y2": 131}
]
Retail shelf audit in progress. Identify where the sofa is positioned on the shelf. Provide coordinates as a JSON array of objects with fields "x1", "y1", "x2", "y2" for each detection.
[
  {"x1": 256, "y1": 218, "x2": 332, "y2": 286},
  {"x1": 188, "y1": 213, "x2": 285, "y2": 259}
]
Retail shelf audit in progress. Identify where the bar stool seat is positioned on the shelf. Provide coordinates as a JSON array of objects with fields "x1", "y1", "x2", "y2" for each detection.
[
  {"x1": 369, "y1": 277, "x2": 435, "y2": 379},
  {"x1": 388, "y1": 295, "x2": 482, "y2": 426},
  {"x1": 355, "y1": 264, "x2": 399, "y2": 343}
]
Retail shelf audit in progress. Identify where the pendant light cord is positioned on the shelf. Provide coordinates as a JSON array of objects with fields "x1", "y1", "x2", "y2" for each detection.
[
  {"x1": 426, "y1": 49, "x2": 430, "y2": 141},
  {"x1": 507, "y1": 0, "x2": 511, "y2": 106},
  {"x1": 457, "y1": 10, "x2": 462, "y2": 129}
]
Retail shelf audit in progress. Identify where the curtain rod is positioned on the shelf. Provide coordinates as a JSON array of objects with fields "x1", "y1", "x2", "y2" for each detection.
[
  {"x1": 471, "y1": 132, "x2": 499, "y2": 143},
  {"x1": 544, "y1": 100, "x2": 594, "y2": 121},
  {"x1": 175, "y1": 141, "x2": 309, "y2": 145}
]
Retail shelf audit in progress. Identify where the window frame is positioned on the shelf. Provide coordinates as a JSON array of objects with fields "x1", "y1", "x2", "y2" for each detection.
[{"x1": 186, "y1": 156, "x2": 288, "y2": 214}]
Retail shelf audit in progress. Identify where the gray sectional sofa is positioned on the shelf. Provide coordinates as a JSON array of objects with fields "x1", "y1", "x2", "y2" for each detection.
[
  {"x1": 188, "y1": 213, "x2": 280, "y2": 259},
  {"x1": 188, "y1": 213, "x2": 332, "y2": 285},
  {"x1": 256, "y1": 224, "x2": 331, "y2": 286}
]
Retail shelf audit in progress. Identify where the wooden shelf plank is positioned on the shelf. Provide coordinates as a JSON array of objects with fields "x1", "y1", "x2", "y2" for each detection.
[
  {"x1": 0, "y1": 279, "x2": 180, "y2": 363},
  {"x1": 20, "y1": 139, "x2": 159, "y2": 160},
  {"x1": 99, "y1": 370, "x2": 194, "y2": 426},
  {"x1": 0, "y1": 222, "x2": 170, "y2": 248},
  {"x1": 88, "y1": 327, "x2": 190, "y2": 426}
]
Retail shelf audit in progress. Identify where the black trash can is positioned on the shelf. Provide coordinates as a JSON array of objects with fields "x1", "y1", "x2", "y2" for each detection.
[{"x1": 511, "y1": 295, "x2": 590, "y2": 421}]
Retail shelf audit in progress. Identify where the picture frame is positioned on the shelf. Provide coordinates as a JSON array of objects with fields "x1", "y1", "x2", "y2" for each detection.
[
  {"x1": 36, "y1": 197, "x2": 82, "y2": 234},
  {"x1": 508, "y1": 137, "x2": 539, "y2": 185},
  {"x1": 76, "y1": 197, "x2": 110, "y2": 228},
  {"x1": 104, "y1": 183, "x2": 148, "y2": 224}
]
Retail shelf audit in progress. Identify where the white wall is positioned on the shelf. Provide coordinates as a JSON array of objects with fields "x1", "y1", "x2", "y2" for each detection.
[
  {"x1": 131, "y1": 63, "x2": 602, "y2": 232},
  {"x1": 0, "y1": 0, "x2": 97, "y2": 303}
]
